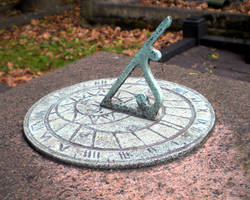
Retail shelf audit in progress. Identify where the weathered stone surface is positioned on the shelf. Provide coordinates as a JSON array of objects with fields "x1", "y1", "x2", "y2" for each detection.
[
  {"x1": 0, "y1": 84, "x2": 11, "y2": 93},
  {"x1": 0, "y1": 51, "x2": 249, "y2": 199}
]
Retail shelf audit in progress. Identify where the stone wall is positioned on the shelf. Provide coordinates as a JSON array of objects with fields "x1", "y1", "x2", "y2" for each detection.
[{"x1": 80, "y1": 0, "x2": 250, "y2": 38}]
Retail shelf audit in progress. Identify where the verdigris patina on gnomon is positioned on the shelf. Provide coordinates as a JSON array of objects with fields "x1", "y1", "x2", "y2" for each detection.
[{"x1": 23, "y1": 17, "x2": 215, "y2": 169}]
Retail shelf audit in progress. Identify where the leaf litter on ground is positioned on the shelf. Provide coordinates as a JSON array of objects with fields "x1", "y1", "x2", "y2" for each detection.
[
  {"x1": 0, "y1": 7, "x2": 182, "y2": 87},
  {"x1": 138, "y1": 0, "x2": 250, "y2": 14}
]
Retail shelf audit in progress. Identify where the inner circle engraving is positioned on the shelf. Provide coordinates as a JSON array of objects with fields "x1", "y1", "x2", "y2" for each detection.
[{"x1": 46, "y1": 83, "x2": 194, "y2": 148}]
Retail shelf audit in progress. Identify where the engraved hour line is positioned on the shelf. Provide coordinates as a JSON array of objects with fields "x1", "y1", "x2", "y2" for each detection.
[
  {"x1": 87, "y1": 91, "x2": 96, "y2": 96},
  {"x1": 112, "y1": 133, "x2": 122, "y2": 149},
  {"x1": 74, "y1": 114, "x2": 88, "y2": 123},
  {"x1": 158, "y1": 122, "x2": 182, "y2": 131},
  {"x1": 89, "y1": 115, "x2": 101, "y2": 124},
  {"x1": 54, "y1": 123, "x2": 68, "y2": 132},
  {"x1": 161, "y1": 120, "x2": 185, "y2": 129},
  {"x1": 171, "y1": 140, "x2": 179, "y2": 145},
  {"x1": 125, "y1": 85, "x2": 132, "y2": 89},
  {"x1": 164, "y1": 99, "x2": 185, "y2": 102},
  {"x1": 91, "y1": 131, "x2": 97, "y2": 147},
  {"x1": 130, "y1": 131, "x2": 147, "y2": 145},
  {"x1": 60, "y1": 101, "x2": 76, "y2": 107},
  {"x1": 102, "y1": 112, "x2": 115, "y2": 121},
  {"x1": 69, "y1": 125, "x2": 83, "y2": 141},
  {"x1": 48, "y1": 117, "x2": 61, "y2": 123},
  {"x1": 148, "y1": 127, "x2": 168, "y2": 139},
  {"x1": 56, "y1": 106, "x2": 73, "y2": 115},
  {"x1": 70, "y1": 97, "x2": 79, "y2": 102},
  {"x1": 116, "y1": 91, "x2": 121, "y2": 98},
  {"x1": 164, "y1": 106, "x2": 190, "y2": 110},
  {"x1": 165, "y1": 113, "x2": 191, "y2": 119},
  {"x1": 135, "y1": 79, "x2": 146, "y2": 84},
  {"x1": 72, "y1": 103, "x2": 78, "y2": 122},
  {"x1": 118, "y1": 97, "x2": 134, "y2": 103}
]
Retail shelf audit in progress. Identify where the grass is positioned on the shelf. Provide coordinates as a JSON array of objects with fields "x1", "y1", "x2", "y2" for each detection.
[
  {"x1": 0, "y1": 35, "x2": 141, "y2": 74},
  {"x1": 0, "y1": 8, "x2": 182, "y2": 84}
]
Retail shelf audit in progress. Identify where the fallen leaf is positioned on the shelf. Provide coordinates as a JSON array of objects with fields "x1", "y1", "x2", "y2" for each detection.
[
  {"x1": 31, "y1": 19, "x2": 39, "y2": 26},
  {"x1": 42, "y1": 32, "x2": 51, "y2": 40},
  {"x1": 211, "y1": 53, "x2": 219, "y2": 60},
  {"x1": 122, "y1": 49, "x2": 137, "y2": 56},
  {"x1": 7, "y1": 62, "x2": 14, "y2": 71},
  {"x1": 191, "y1": 64, "x2": 198, "y2": 69},
  {"x1": 189, "y1": 72, "x2": 199, "y2": 76},
  {"x1": 37, "y1": 72, "x2": 43, "y2": 76}
]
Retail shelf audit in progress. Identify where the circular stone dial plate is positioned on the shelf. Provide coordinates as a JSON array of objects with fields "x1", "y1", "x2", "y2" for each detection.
[{"x1": 23, "y1": 78, "x2": 215, "y2": 169}]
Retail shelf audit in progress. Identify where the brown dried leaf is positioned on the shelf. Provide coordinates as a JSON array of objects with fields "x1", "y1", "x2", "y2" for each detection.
[
  {"x1": 7, "y1": 62, "x2": 14, "y2": 71},
  {"x1": 192, "y1": 64, "x2": 198, "y2": 69},
  {"x1": 31, "y1": 19, "x2": 39, "y2": 26},
  {"x1": 42, "y1": 32, "x2": 51, "y2": 40},
  {"x1": 122, "y1": 49, "x2": 137, "y2": 56}
]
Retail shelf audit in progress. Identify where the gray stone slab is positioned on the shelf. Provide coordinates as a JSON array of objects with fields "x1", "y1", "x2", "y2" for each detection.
[
  {"x1": 0, "y1": 51, "x2": 249, "y2": 199},
  {"x1": 0, "y1": 83, "x2": 11, "y2": 93}
]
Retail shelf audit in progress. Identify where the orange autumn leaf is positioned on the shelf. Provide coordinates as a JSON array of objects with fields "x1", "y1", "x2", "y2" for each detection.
[
  {"x1": 42, "y1": 32, "x2": 51, "y2": 40},
  {"x1": 7, "y1": 62, "x2": 14, "y2": 71}
]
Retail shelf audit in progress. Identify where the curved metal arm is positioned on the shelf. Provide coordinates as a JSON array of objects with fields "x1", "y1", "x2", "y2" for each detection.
[{"x1": 100, "y1": 16, "x2": 172, "y2": 120}]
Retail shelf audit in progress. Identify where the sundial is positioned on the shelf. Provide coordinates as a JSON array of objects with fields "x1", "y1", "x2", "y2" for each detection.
[{"x1": 23, "y1": 17, "x2": 215, "y2": 169}]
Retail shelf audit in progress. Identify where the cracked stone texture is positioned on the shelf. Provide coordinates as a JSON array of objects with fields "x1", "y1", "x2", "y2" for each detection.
[{"x1": 0, "y1": 48, "x2": 249, "y2": 199}]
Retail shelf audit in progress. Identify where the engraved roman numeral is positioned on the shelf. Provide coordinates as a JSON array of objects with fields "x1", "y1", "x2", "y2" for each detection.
[
  {"x1": 95, "y1": 80, "x2": 107, "y2": 86},
  {"x1": 59, "y1": 143, "x2": 71, "y2": 151},
  {"x1": 197, "y1": 108, "x2": 209, "y2": 112},
  {"x1": 147, "y1": 147, "x2": 157, "y2": 153},
  {"x1": 190, "y1": 97, "x2": 201, "y2": 102},
  {"x1": 119, "y1": 152, "x2": 131, "y2": 159},
  {"x1": 40, "y1": 132, "x2": 52, "y2": 142},
  {"x1": 190, "y1": 126, "x2": 203, "y2": 133},
  {"x1": 31, "y1": 120, "x2": 43, "y2": 131},
  {"x1": 196, "y1": 119, "x2": 208, "y2": 125},
  {"x1": 34, "y1": 111, "x2": 46, "y2": 118},
  {"x1": 172, "y1": 88, "x2": 188, "y2": 95},
  {"x1": 83, "y1": 150, "x2": 100, "y2": 159}
]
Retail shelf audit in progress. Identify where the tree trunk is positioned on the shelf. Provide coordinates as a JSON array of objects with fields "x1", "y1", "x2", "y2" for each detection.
[{"x1": 18, "y1": 0, "x2": 64, "y2": 12}]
